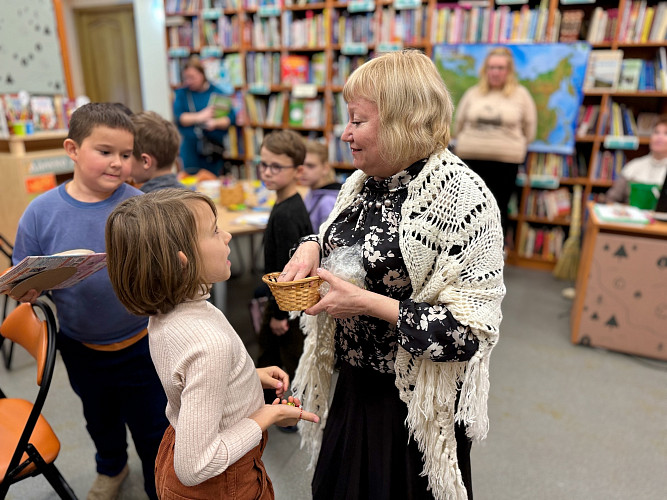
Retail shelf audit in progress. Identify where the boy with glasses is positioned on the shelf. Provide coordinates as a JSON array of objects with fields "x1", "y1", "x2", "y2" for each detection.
[{"x1": 255, "y1": 130, "x2": 313, "y2": 422}]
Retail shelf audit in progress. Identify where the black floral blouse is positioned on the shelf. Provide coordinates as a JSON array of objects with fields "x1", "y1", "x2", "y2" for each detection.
[{"x1": 321, "y1": 160, "x2": 479, "y2": 374}]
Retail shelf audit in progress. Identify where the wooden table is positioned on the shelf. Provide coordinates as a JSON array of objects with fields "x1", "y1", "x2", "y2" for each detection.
[
  {"x1": 217, "y1": 206, "x2": 268, "y2": 274},
  {"x1": 571, "y1": 202, "x2": 667, "y2": 360},
  {"x1": 210, "y1": 207, "x2": 268, "y2": 313}
]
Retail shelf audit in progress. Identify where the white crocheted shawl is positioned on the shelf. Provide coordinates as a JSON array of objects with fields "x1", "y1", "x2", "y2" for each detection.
[{"x1": 292, "y1": 148, "x2": 505, "y2": 500}]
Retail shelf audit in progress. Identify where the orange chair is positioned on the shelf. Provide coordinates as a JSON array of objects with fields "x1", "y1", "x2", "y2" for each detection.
[
  {"x1": 0, "y1": 301, "x2": 77, "y2": 499},
  {"x1": 0, "y1": 233, "x2": 16, "y2": 370}
]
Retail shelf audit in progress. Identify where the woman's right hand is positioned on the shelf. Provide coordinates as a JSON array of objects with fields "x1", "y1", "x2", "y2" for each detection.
[
  {"x1": 278, "y1": 240, "x2": 320, "y2": 282},
  {"x1": 249, "y1": 396, "x2": 319, "y2": 431},
  {"x1": 197, "y1": 106, "x2": 214, "y2": 124}
]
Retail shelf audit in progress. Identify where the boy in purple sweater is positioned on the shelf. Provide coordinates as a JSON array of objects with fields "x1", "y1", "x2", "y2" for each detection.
[
  {"x1": 12, "y1": 103, "x2": 168, "y2": 500},
  {"x1": 299, "y1": 140, "x2": 341, "y2": 231}
]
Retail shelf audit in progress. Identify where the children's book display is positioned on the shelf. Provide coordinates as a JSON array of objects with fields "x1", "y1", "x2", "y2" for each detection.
[
  {"x1": 0, "y1": 250, "x2": 107, "y2": 297},
  {"x1": 0, "y1": 92, "x2": 78, "y2": 138}
]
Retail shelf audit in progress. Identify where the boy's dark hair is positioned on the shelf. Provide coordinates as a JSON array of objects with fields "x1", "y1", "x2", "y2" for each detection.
[
  {"x1": 112, "y1": 102, "x2": 134, "y2": 116},
  {"x1": 131, "y1": 111, "x2": 181, "y2": 169},
  {"x1": 67, "y1": 102, "x2": 135, "y2": 145},
  {"x1": 106, "y1": 188, "x2": 216, "y2": 316},
  {"x1": 261, "y1": 130, "x2": 306, "y2": 167}
]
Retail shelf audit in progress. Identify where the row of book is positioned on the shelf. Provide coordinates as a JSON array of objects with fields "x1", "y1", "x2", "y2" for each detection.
[
  {"x1": 203, "y1": 15, "x2": 241, "y2": 48},
  {"x1": 432, "y1": 4, "x2": 553, "y2": 45},
  {"x1": 577, "y1": 104, "x2": 659, "y2": 138},
  {"x1": 583, "y1": 49, "x2": 667, "y2": 92},
  {"x1": 167, "y1": 18, "x2": 201, "y2": 51},
  {"x1": 168, "y1": 0, "x2": 284, "y2": 12},
  {"x1": 245, "y1": 92, "x2": 286, "y2": 126},
  {"x1": 525, "y1": 152, "x2": 588, "y2": 180},
  {"x1": 591, "y1": 149, "x2": 626, "y2": 181},
  {"x1": 582, "y1": 2, "x2": 667, "y2": 44},
  {"x1": 166, "y1": 0, "x2": 201, "y2": 14},
  {"x1": 244, "y1": 92, "x2": 325, "y2": 128},
  {"x1": 171, "y1": 1, "x2": 667, "y2": 49},
  {"x1": 523, "y1": 188, "x2": 572, "y2": 221},
  {"x1": 0, "y1": 94, "x2": 79, "y2": 138},
  {"x1": 617, "y1": 0, "x2": 667, "y2": 43},
  {"x1": 169, "y1": 51, "x2": 331, "y2": 88},
  {"x1": 517, "y1": 223, "x2": 566, "y2": 262},
  {"x1": 281, "y1": 10, "x2": 328, "y2": 48}
]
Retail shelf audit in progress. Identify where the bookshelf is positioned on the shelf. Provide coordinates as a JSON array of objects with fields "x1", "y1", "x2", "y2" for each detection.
[{"x1": 163, "y1": 0, "x2": 667, "y2": 271}]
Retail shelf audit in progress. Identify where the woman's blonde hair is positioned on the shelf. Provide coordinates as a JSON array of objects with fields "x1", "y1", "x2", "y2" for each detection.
[
  {"x1": 343, "y1": 49, "x2": 453, "y2": 167},
  {"x1": 478, "y1": 46, "x2": 518, "y2": 96},
  {"x1": 106, "y1": 188, "x2": 216, "y2": 316}
]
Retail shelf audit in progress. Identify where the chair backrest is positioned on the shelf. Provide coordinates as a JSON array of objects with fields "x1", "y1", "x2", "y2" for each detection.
[
  {"x1": 0, "y1": 303, "x2": 49, "y2": 385},
  {"x1": 0, "y1": 300, "x2": 59, "y2": 485}
]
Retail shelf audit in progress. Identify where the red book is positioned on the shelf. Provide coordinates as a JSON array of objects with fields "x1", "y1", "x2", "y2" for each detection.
[{"x1": 281, "y1": 55, "x2": 310, "y2": 86}]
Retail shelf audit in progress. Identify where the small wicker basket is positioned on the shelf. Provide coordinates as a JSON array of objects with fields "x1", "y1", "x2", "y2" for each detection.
[{"x1": 262, "y1": 272, "x2": 322, "y2": 311}]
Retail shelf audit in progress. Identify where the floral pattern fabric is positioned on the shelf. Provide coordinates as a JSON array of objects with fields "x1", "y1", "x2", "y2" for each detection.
[{"x1": 322, "y1": 160, "x2": 479, "y2": 374}]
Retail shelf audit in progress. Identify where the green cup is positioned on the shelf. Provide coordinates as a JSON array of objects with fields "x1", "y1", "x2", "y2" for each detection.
[{"x1": 629, "y1": 182, "x2": 661, "y2": 210}]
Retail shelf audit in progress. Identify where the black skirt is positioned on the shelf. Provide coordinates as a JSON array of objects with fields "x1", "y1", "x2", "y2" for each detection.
[{"x1": 312, "y1": 361, "x2": 472, "y2": 500}]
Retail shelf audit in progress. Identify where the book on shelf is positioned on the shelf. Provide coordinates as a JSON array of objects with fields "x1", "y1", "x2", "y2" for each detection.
[
  {"x1": 559, "y1": 9, "x2": 584, "y2": 42},
  {"x1": 617, "y1": 59, "x2": 643, "y2": 91},
  {"x1": 288, "y1": 99, "x2": 305, "y2": 127},
  {"x1": 0, "y1": 250, "x2": 107, "y2": 298},
  {"x1": 0, "y1": 99, "x2": 8, "y2": 138},
  {"x1": 584, "y1": 50, "x2": 624, "y2": 91},
  {"x1": 30, "y1": 96, "x2": 58, "y2": 132},
  {"x1": 576, "y1": 104, "x2": 600, "y2": 137},
  {"x1": 281, "y1": 55, "x2": 310, "y2": 86}
]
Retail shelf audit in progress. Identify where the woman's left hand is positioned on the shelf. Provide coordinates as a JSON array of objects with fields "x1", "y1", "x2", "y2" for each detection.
[
  {"x1": 307, "y1": 268, "x2": 400, "y2": 323},
  {"x1": 305, "y1": 268, "x2": 367, "y2": 318},
  {"x1": 256, "y1": 366, "x2": 289, "y2": 399}
]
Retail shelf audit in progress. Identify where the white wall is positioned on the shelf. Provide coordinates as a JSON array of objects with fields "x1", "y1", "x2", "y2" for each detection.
[{"x1": 62, "y1": 0, "x2": 171, "y2": 118}]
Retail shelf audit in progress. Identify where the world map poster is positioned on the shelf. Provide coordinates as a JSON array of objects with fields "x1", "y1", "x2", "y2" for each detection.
[{"x1": 434, "y1": 43, "x2": 591, "y2": 155}]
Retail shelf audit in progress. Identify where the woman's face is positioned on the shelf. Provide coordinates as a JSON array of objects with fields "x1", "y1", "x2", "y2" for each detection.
[
  {"x1": 183, "y1": 66, "x2": 207, "y2": 92},
  {"x1": 485, "y1": 55, "x2": 510, "y2": 90},
  {"x1": 650, "y1": 123, "x2": 667, "y2": 159},
  {"x1": 342, "y1": 98, "x2": 386, "y2": 177}
]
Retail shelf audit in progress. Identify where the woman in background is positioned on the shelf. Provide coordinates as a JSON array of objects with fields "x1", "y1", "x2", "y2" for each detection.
[
  {"x1": 173, "y1": 56, "x2": 235, "y2": 176},
  {"x1": 454, "y1": 46, "x2": 537, "y2": 238},
  {"x1": 605, "y1": 115, "x2": 667, "y2": 203}
]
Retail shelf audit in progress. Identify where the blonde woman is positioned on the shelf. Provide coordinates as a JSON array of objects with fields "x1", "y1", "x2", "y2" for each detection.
[
  {"x1": 454, "y1": 46, "x2": 537, "y2": 236},
  {"x1": 280, "y1": 50, "x2": 506, "y2": 500}
]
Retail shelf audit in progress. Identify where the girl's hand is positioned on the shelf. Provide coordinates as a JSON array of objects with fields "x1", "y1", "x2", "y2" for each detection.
[
  {"x1": 274, "y1": 396, "x2": 319, "y2": 427},
  {"x1": 278, "y1": 241, "x2": 320, "y2": 282},
  {"x1": 256, "y1": 366, "x2": 289, "y2": 399},
  {"x1": 249, "y1": 396, "x2": 319, "y2": 431}
]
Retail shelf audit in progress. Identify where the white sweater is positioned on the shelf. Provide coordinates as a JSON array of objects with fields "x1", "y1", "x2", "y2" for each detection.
[
  {"x1": 454, "y1": 84, "x2": 537, "y2": 164},
  {"x1": 148, "y1": 295, "x2": 264, "y2": 486},
  {"x1": 292, "y1": 148, "x2": 506, "y2": 500}
]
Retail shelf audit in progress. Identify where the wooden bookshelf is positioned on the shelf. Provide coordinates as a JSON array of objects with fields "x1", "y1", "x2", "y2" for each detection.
[{"x1": 163, "y1": 0, "x2": 667, "y2": 271}]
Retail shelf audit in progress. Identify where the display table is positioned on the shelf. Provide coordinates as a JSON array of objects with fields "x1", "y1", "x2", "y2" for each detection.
[{"x1": 571, "y1": 202, "x2": 667, "y2": 360}]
